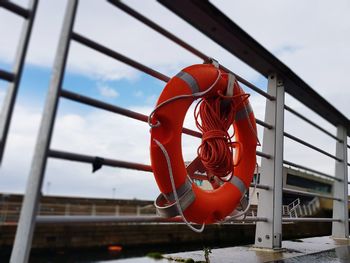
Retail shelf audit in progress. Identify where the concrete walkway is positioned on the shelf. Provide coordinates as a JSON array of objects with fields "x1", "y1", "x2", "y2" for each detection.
[{"x1": 166, "y1": 236, "x2": 350, "y2": 262}]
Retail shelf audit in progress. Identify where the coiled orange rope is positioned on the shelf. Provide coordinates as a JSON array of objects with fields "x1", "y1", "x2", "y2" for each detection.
[{"x1": 194, "y1": 87, "x2": 250, "y2": 182}]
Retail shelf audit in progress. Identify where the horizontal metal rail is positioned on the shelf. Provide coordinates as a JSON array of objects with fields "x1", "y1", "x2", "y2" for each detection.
[
  {"x1": 283, "y1": 187, "x2": 341, "y2": 201},
  {"x1": 282, "y1": 218, "x2": 341, "y2": 223},
  {"x1": 283, "y1": 160, "x2": 340, "y2": 182},
  {"x1": 36, "y1": 215, "x2": 180, "y2": 223},
  {"x1": 60, "y1": 89, "x2": 202, "y2": 138},
  {"x1": 49, "y1": 149, "x2": 153, "y2": 172},
  {"x1": 71, "y1": 32, "x2": 170, "y2": 82},
  {"x1": 107, "y1": 0, "x2": 274, "y2": 101},
  {"x1": 0, "y1": 69, "x2": 15, "y2": 82},
  {"x1": 0, "y1": 1, "x2": 30, "y2": 19},
  {"x1": 284, "y1": 105, "x2": 339, "y2": 142},
  {"x1": 36, "y1": 215, "x2": 267, "y2": 224},
  {"x1": 284, "y1": 132, "x2": 341, "y2": 161},
  {"x1": 62, "y1": 89, "x2": 270, "y2": 143},
  {"x1": 250, "y1": 183, "x2": 269, "y2": 190},
  {"x1": 256, "y1": 119, "x2": 272, "y2": 129},
  {"x1": 256, "y1": 150, "x2": 271, "y2": 159},
  {"x1": 49, "y1": 149, "x2": 270, "y2": 190},
  {"x1": 107, "y1": 0, "x2": 208, "y2": 61}
]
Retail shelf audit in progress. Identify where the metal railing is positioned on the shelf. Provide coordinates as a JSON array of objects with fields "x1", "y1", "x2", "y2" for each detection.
[
  {"x1": 0, "y1": 0, "x2": 39, "y2": 164},
  {"x1": 0, "y1": 0, "x2": 348, "y2": 262},
  {"x1": 0, "y1": 200, "x2": 157, "y2": 223},
  {"x1": 0, "y1": 200, "x2": 267, "y2": 224}
]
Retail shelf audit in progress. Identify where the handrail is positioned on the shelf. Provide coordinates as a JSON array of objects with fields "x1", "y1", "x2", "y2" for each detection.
[
  {"x1": 157, "y1": 0, "x2": 350, "y2": 136},
  {"x1": 284, "y1": 105, "x2": 340, "y2": 142},
  {"x1": 283, "y1": 188, "x2": 341, "y2": 201},
  {"x1": 71, "y1": 32, "x2": 170, "y2": 82},
  {"x1": 282, "y1": 218, "x2": 341, "y2": 222},
  {"x1": 256, "y1": 151, "x2": 271, "y2": 159},
  {"x1": 284, "y1": 132, "x2": 341, "y2": 161},
  {"x1": 256, "y1": 119, "x2": 272, "y2": 129},
  {"x1": 60, "y1": 89, "x2": 202, "y2": 138},
  {"x1": 49, "y1": 149, "x2": 270, "y2": 192},
  {"x1": 62, "y1": 89, "x2": 269, "y2": 136},
  {"x1": 107, "y1": 0, "x2": 207, "y2": 61},
  {"x1": 107, "y1": 0, "x2": 274, "y2": 100},
  {"x1": 48, "y1": 149, "x2": 153, "y2": 172},
  {"x1": 36, "y1": 215, "x2": 267, "y2": 223},
  {"x1": 283, "y1": 160, "x2": 340, "y2": 182}
]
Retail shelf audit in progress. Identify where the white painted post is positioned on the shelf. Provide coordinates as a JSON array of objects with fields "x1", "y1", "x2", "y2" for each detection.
[
  {"x1": 10, "y1": 1, "x2": 78, "y2": 262},
  {"x1": 254, "y1": 74, "x2": 285, "y2": 249},
  {"x1": 332, "y1": 126, "x2": 349, "y2": 239},
  {"x1": 136, "y1": 205, "x2": 141, "y2": 216}
]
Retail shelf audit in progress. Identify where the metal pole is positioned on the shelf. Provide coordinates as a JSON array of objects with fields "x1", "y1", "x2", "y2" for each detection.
[
  {"x1": 332, "y1": 126, "x2": 349, "y2": 239},
  {"x1": 0, "y1": 0, "x2": 38, "y2": 164},
  {"x1": 254, "y1": 74, "x2": 285, "y2": 249},
  {"x1": 35, "y1": 215, "x2": 268, "y2": 224},
  {"x1": 10, "y1": 1, "x2": 78, "y2": 262}
]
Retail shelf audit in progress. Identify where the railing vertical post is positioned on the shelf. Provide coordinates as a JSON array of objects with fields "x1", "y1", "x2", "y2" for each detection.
[
  {"x1": 254, "y1": 74, "x2": 285, "y2": 249},
  {"x1": 332, "y1": 126, "x2": 349, "y2": 239},
  {"x1": 9, "y1": 1, "x2": 78, "y2": 262},
  {"x1": 0, "y1": 0, "x2": 39, "y2": 164},
  {"x1": 115, "y1": 205, "x2": 120, "y2": 215}
]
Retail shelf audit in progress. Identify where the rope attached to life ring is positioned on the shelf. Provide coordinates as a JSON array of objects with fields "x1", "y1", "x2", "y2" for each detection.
[{"x1": 194, "y1": 84, "x2": 250, "y2": 183}]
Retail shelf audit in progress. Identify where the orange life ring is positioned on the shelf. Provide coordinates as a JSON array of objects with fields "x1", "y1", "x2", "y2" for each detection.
[{"x1": 150, "y1": 63, "x2": 257, "y2": 224}]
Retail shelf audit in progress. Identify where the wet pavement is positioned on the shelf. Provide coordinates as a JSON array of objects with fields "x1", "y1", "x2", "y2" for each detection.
[
  {"x1": 164, "y1": 236, "x2": 350, "y2": 263},
  {"x1": 13, "y1": 236, "x2": 349, "y2": 262},
  {"x1": 274, "y1": 246, "x2": 350, "y2": 262}
]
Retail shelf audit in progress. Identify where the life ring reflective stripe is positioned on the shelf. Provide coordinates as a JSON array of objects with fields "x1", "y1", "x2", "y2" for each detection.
[{"x1": 150, "y1": 64, "x2": 257, "y2": 224}]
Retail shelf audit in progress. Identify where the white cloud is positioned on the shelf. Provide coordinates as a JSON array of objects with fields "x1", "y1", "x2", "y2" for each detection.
[
  {"x1": 0, "y1": 0, "x2": 349, "y2": 200},
  {"x1": 146, "y1": 94, "x2": 157, "y2": 105},
  {"x1": 0, "y1": 0, "x2": 262, "y2": 82},
  {"x1": 98, "y1": 85, "x2": 119, "y2": 98},
  {"x1": 211, "y1": 0, "x2": 350, "y2": 118},
  {"x1": 133, "y1": 90, "x2": 143, "y2": 97}
]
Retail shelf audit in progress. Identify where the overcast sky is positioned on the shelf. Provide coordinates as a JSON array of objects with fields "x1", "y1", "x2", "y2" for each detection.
[{"x1": 0, "y1": 0, "x2": 349, "y2": 200}]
